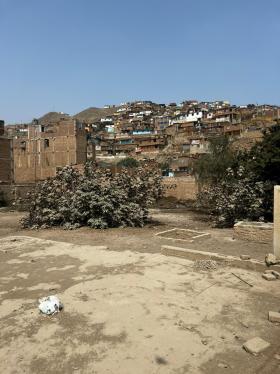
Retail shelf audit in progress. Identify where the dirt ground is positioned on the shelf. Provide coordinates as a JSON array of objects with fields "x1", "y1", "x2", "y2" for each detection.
[
  {"x1": 0, "y1": 209, "x2": 279, "y2": 373},
  {"x1": 0, "y1": 208, "x2": 273, "y2": 261}
]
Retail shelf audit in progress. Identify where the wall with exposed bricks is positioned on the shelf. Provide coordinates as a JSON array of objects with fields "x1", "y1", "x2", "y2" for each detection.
[
  {"x1": 0, "y1": 137, "x2": 12, "y2": 183},
  {"x1": 13, "y1": 120, "x2": 89, "y2": 183},
  {"x1": 162, "y1": 177, "x2": 197, "y2": 201},
  {"x1": 234, "y1": 221, "x2": 273, "y2": 243}
]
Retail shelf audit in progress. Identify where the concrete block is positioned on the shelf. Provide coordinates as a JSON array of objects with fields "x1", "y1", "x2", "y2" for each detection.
[
  {"x1": 240, "y1": 255, "x2": 251, "y2": 260},
  {"x1": 272, "y1": 270, "x2": 280, "y2": 279},
  {"x1": 262, "y1": 273, "x2": 277, "y2": 281},
  {"x1": 161, "y1": 245, "x2": 280, "y2": 273},
  {"x1": 268, "y1": 311, "x2": 280, "y2": 323},
  {"x1": 243, "y1": 337, "x2": 270, "y2": 355}
]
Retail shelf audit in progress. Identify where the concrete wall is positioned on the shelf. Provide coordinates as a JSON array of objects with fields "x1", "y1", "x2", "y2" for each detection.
[{"x1": 162, "y1": 177, "x2": 197, "y2": 201}]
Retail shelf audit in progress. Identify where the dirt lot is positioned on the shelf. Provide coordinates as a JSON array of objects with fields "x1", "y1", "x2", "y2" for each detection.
[
  {"x1": 0, "y1": 209, "x2": 273, "y2": 261},
  {"x1": 0, "y1": 209, "x2": 279, "y2": 373}
]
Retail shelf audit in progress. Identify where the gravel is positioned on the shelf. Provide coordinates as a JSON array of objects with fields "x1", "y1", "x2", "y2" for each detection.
[{"x1": 193, "y1": 259, "x2": 219, "y2": 271}]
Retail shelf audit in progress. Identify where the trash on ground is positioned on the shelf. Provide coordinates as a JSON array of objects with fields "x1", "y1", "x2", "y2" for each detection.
[
  {"x1": 231, "y1": 272, "x2": 253, "y2": 287},
  {"x1": 38, "y1": 295, "x2": 63, "y2": 315}
]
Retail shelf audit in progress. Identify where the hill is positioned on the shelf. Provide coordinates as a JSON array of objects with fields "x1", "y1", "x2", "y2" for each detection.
[
  {"x1": 37, "y1": 112, "x2": 71, "y2": 125},
  {"x1": 74, "y1": 107, "x2": 119, "y2": 123}
]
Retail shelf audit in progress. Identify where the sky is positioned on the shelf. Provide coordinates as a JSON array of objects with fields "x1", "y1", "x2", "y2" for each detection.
[{"x1": 0, "y1": 0, "x2": 280, "y2": 124}]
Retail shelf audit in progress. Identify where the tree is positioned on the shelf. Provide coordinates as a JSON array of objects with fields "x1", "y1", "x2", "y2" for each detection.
[
  {"x1": 195, "y1": 127, "x2": 280, "y2": 226},
  {"x1": 244, "y1": 125, "x2": 280, "y2": 219},
  {"x1": 192, "y1": 135, "x2": 236, "y2": 186}
]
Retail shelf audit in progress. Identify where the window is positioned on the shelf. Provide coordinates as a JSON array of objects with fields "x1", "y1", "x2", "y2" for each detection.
[
  {"x1": 20, "y1": 141, "x2": 26, "y2": 150},
  {"x1": 44, "y1": 139, "x2": 50, "y2": 148}
]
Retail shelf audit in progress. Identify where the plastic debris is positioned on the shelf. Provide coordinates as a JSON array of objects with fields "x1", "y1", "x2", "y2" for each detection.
[{"x1": 38, "y1": 295, "x2": 63, "y2": 315}]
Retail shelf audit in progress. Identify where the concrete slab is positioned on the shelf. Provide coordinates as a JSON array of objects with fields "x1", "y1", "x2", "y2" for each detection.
[{"x1": 243, "y1": 337, "x2": 270, "y2": 355}]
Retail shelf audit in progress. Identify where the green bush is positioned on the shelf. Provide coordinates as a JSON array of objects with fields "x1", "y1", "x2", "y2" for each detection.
[
  {"x1": 117, "y1": 157, "x2": 139, "y2": 168},
  {"x1": 21, "y1": 163, "x2": 163, "y2": 229}
]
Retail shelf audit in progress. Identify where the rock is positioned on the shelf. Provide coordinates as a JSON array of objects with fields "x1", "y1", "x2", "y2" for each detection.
[
  {"x1": 268, "y1": 311, "x2": 280, "y2": 323},
  {"x1": 155, "y1": 356, "x2": 168, "y2": 365},
  {"x1": 274, "y1": 354, "x2": 280, "y2": 360},
  {"x1": 262, "y1": 273, "x2": 277, "y2": 281},
  {"x1": 243, "y1": 337, "x2": 270, "y2": 355},
  {"x1": 240, "y1": 255, "x2": 251, "y2": 260},
  {"x1": 265, "y1": 253, "x2": 280, "y2": 266},
  {"x1": 218, "y1": 362, "x2": 228, "y2": 368}
]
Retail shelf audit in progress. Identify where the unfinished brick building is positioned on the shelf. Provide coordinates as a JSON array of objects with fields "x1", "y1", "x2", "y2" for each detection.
[
  {"x1": 0, "y1": 120, "x2": 13, "y2": 184},
  {"x1": 13, "y1": 118, "x2": 94, "y2": 183}
]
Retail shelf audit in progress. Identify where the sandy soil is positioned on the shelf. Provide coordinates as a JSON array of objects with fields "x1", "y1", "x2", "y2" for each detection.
[{"x1": 0, "y1": 210, "x2": 279, "y2": 373}]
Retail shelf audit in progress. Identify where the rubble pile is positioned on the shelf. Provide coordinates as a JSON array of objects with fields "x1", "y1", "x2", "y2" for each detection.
[{"x1": 193, "y1": 259, "x2": 218, "y2": 271}]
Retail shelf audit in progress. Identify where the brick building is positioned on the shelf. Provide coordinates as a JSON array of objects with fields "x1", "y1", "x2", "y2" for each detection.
[
  {"x1": 0, "y1": 120, "x2": 4, "y2": 136},
  {"x1": 0, "y1": 120, "x2": 13, "y2": 183},
  {"x1": 13, "y1": 118, "x2": 94, "y2": 183}
]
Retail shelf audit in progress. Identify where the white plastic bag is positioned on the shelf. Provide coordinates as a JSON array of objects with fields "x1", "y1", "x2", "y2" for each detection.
[{"x1": 38, "y1": 295, "x2": 63, "y2": 315}]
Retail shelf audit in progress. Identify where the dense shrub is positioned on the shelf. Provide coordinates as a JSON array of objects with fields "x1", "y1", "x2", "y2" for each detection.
[
  {"x1": 194, "y1": 127, "x2": 280, "y2": 227},
  {"x1": 22, "y1": 163, "x2": 163, "y2": 229},
  {"x1": 196, "y1": 167, "x2": 266, "y2": 227},
  {"x1": 117, "y1": 157, "x2": 139, "y2": 168},
  {"x1": 243, "y1": 125, "x2": 280, "y2": 220}
]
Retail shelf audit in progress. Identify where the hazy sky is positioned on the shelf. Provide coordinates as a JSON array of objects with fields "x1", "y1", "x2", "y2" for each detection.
[{"x1": 1, "y1": 0, "x2": 279, "y2": 123}]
